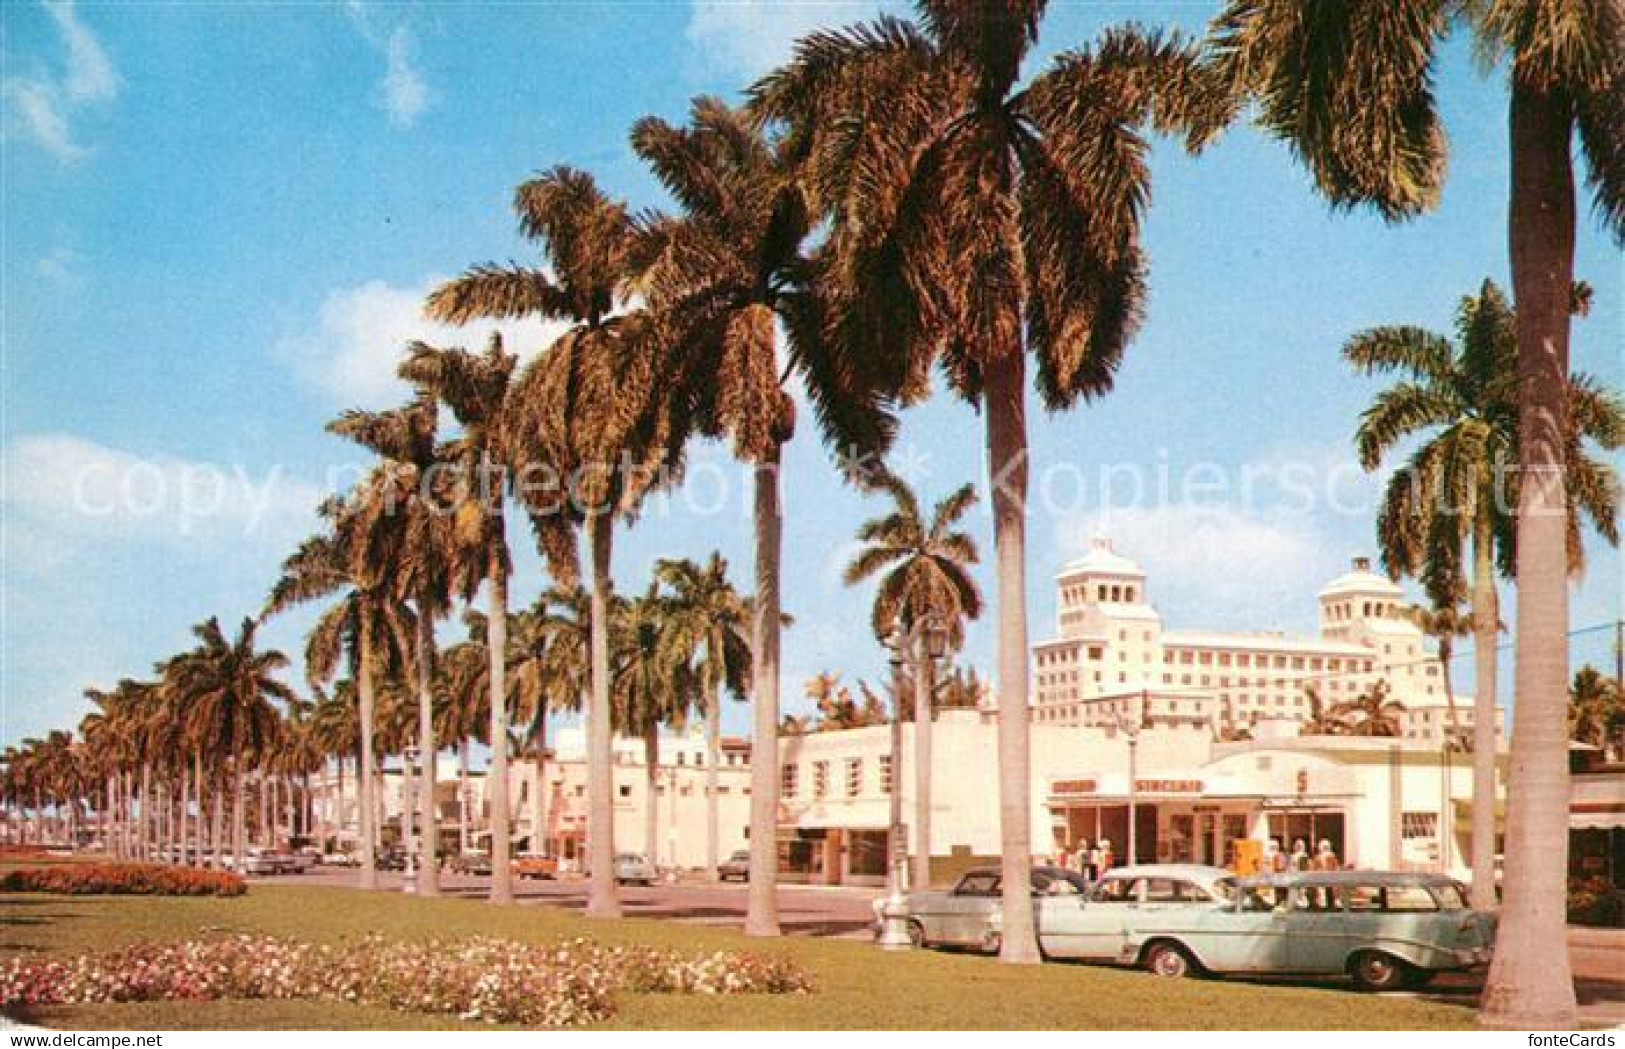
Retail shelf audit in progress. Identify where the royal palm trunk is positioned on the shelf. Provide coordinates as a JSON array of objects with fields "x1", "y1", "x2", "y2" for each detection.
[
  {"x1": 985, "y1": 352, "x2": 1040, "y2": 964},
  {"x1": 644, "y1": 724, "x2": 660, "y2": 870},
  {"x1": 357, "y1": 627, "x2": 379, "y2": 891},
  {"x1": 706, "y1": 682, "x2": 722, "y2": 881},
  {"x1": 416, "y1": 591, "x2": 440, "y2": 896},
  {"x1": 585, "y1": 511, "x2": 620, "y2": 919},
  {"x1": 1470, "y1": 513, "x2": 1500, "y2": 910},
  {"x1": 745, "y1": 452, "x2": 783, "y2": 937},
  {"x1": 1480, "y1": 83, "x2": 1580, "y2": 1031},
  {"x1": 486, "y1": 537, "x2": 515, "y2": 904}
]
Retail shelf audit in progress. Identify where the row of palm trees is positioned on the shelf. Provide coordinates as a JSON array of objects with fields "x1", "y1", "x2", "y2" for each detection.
[{"x1": 6, "y1": 0, "x2": 1621, "y2": 1027}]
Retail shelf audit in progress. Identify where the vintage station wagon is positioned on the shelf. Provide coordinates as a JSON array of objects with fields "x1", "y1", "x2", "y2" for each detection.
[{"x1": 1117, "y1": 870, "x2": 1497, "y2": 989}]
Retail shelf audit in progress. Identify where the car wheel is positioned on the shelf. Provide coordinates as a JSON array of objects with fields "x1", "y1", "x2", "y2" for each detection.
[
  {"x1": 1146, "y1": 942, "x2": 1195, "y2": 979},
  {"x1": 1350, "y1": 950, "x2": 1410, "y2": 992},
  {"x1": 907, "y1": 920, "x2": 927, "y2": 950}
]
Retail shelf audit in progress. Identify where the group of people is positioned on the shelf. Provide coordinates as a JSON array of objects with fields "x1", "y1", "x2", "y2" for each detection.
[
  {"x1": 1046, "y1": 836, "x2": 1342, "y2": 879},
  {"x1": 1053, "y1": 839, "x2": 1115, "y2": 880},
  {"x1": 1265, "y1": 837, "x2": 1340, "y2": 873}
]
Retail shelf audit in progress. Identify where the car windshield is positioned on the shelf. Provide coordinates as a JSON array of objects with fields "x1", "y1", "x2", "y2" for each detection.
[
  {"x1": 955, "y1": 872, "x2": 1000, "y2": 896},
  {"x1": 1430, "y1": 882, "x2": 1468, "y2": 910}
]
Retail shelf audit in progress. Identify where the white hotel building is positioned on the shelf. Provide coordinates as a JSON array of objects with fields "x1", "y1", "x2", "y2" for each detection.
[{"x1": 774, "y1": 539, "x2": 1510, "y2": 887}]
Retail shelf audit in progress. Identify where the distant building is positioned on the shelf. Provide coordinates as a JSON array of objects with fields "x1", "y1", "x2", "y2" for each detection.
[{"x1": 1030, "y1": 537, "x2": 1503, "y2": 746}]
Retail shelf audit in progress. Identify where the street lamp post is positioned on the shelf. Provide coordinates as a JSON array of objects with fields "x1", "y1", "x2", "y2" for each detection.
[
  {"x1": 1119, "y1": 694, "x2": 1143, "y2": 866},
  {"x1": 877, "y1": 631, "x2": 911, "y2": 950},
  {"x1": 402, "y1": 745, "x2": 419, "y2": 895},
  {"x1": 876, "y1": 614, "x2": 950, "y2": 951}
]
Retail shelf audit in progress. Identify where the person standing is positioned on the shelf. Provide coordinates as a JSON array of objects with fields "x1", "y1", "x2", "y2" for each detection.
[
  {"x1": 1291, "y1": 838, "x2": 1310, "y2": 871},
  {"x1": 1312, "y1": 839, "x2": 1339, "y2": 871}
]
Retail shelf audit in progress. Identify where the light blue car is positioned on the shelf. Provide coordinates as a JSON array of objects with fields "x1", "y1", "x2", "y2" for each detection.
[
  {"x1": 1115, "y1": 870, "x2": 1496, "y2": 990},
  {"x1": 613, "y1": 852, "x2": 655, "y2": 886}
]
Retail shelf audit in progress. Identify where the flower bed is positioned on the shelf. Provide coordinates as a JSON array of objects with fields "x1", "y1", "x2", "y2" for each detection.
[
  {"x1": 0, "y1": 863, "x2": 245, "y2": 897},
  {"x1": 0, "y1": 934, "x2": 812, "y2": 1027}
]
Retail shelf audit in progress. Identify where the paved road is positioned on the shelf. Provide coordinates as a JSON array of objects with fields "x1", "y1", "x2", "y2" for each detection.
[{"x1": 264, "y1": 866, "x2": 878, "y2": 938}]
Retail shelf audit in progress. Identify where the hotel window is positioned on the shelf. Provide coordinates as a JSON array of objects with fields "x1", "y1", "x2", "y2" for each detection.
[
  {"x1": 1292, "y1": 657, "x2": 1305, "y2": 670},
  {"x1": 781, "y1": 763, "x2": 798, "y2": 797},
  {"x1": 845, "y1": 758, "x2": 862, "y2": 798},
  {"x1": 1126, "y1": 587, "x2": 1137, "y2": 601},
  {"x1": 1180, "y1": 651, "x2": 1193, "y2": 665},
  {"x1": 879, "y1": 755, "x2": 893, "y2": 794},
  {"x1": 1199, "y1": 652, "x2": 1212, "y2": 666},
  {"x1": 813, "y1": 761, "x2": 830, "y2": 799},
  {"x1": 1200, "y1": 675, "x2": 1210, "y2": 686},
  {"x1": 1162, "y1": 674, "x2": 1172, "y2": 684},
  {"x1": 1098, "y1": 585, "x2": 1108, "y2": 600},
  {"x1": 1219, "y1": 653, "x2": 1231, "y2": 667},
  {"x1": 619, "y1": 784, "x2": 632, "y2": 798},
  {"x1": 676, "y1": 752, "x2": 685, "y2": 766},
  {"x1": 1310, "y1": 658, "x2": 1322, "y2": 670},
  {"x1": 1401, "y1": 812, "x2": 1439, "y2": 840}
]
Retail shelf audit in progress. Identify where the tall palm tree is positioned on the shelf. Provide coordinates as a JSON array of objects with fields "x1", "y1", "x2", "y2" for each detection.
[
  {"x1": 753, "y1": 7, "x2": 1229, "y2": 959},
  {"x1": 656, "y1": 554, "x2": 752, "y2": 880},
  {"x1": 1347, "y1": 279, "x2": 1621, "y2": 909},
  {"x1": 328, "y1": 394, "x2": 459, "y2": 896},
  {"x1": 610, "y1": 584, "x2": 688, "y2": 869},
  {"x1": 1407, "y1": 601, "x2": 1475, "y2": 754},
  {"x1": 265, "y1": 498, "x2": 413, "y2": 889},
  {"x1": 167, "y1": 617, "x2": 293, "y2": 870},
  {"x1": 400, "y1": 334, "x2": 522, "y2": 903},
  {"x1": 436, "y1": 622, "x2": 491, "y2": 859},
  {"x1": 429, "y1": 167, "x2": 677, "y2": 920},
  {"x1": 843, "y1": 471, "x2": 980, "y2": 889},
  {"x1": 514, "y1": 586, "x2": 593, "y2": 869},
  {"x1": 1209, "y1": 3, "x2": 1623, "y2": 1024},
  {"x1": 1334, "y1": 680, "x2": 1407, "y2": 739},
  {"x1": 631, "y1": 96, "x2": 894, "y2": 935},
  {"x1": 1299, "y1": 685, "x2": 1346, "y2": 736}
]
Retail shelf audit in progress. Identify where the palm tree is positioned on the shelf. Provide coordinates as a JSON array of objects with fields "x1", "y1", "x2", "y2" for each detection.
[
  {"x1": 1334, "y1": 680, "x2": 1407, "y2": 739},
  {"x1": 843, "y1": 471, "x2": 980, "y2": 889},
  {"x1": 429, "y1": 167, "x2": 677, "y2": 921},
  {"x1": 1299, "y1": 685, "x2": 1347, "y2": 737},
  {"x1": 400, "y1": 334, "x2": 522, "y2": 903},
  {"x1": 436, "y1": 622, "x2": 491, "y2": 859},
  {"x1": 656, "y1": 554, "x2": 752, "y2": 880},
  {"x1": 1569, "y1": 666, "x2": 1624, "y2": 760},
  {"x1": 167, "y1": 617, "x2": 294, "y2": 870},
  {"x1": 752, "y1": 6, "x2": 1229, "y2": 959},
  {"x1": 514, "y1": 586, "x2": 593, "y2": 869},
  {"x1": 1347, "y1": 279, "x2": 1621, "y2": 910},
  {"x1": 631, "y1": 96, "x2": 897, "y2": 936},
  {"x1": 1406, "y1": 601, "x2": 1475, "y2": 754},
  {"x1": 1209, "y1": 4, "x2": 1623, "y2": 1024},
  {"x1": 610, "y1": 584, "x2": 689, "y2": 870},
  {"x1": 328, "y1": 395, "x2": 459, "y2": 896},
  {"x1": 265, "y1": 497, "x2": 413, "y2": 889}
]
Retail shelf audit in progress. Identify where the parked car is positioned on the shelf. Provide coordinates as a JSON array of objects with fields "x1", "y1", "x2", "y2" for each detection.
[
  {"x1": 512, "y1": 853, "x2": 558, "y2": 880},
  {"x1": 1114, "y1": 870, "x2": 1496, "y2": 990},
  {"x1": 321, "y1": 850, "x2": 359, "y2": 868},
  {"x1": 376, "y1": 848, "x2": 407, "y2": 872},
  {"x1": 878, "y1": 863, "x2": 1100, "y2": 952},
  {"x1": 451, "y1": 851, "x2": 493, "y2": 876},
  {"x1": 1025, "y1": 864, "x2": 1238, "y2": 962},
  {"x1": 235, "y1": 848, "x2": 283, "y2": 876},
  {"x1": 613, "y1": 852, "x2": 655, "y2": 886},
  {"x1": 719, "y1": 849, "x2": 751, "y2": 882}
]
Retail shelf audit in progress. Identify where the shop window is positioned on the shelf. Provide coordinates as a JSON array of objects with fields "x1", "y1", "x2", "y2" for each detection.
[{"x1": 1401, "y1": 812, "x2": 1438, "y2": 840}]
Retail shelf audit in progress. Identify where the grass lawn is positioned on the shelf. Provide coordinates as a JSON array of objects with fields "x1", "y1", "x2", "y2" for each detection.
[{"x1": 0, "y1": 884, "x2": 1478, "y2": 1030}]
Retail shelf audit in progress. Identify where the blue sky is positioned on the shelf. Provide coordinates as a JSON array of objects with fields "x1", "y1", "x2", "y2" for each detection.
[{"x1": 3, "y1": 1, "x2": 1620, "y2": 748}]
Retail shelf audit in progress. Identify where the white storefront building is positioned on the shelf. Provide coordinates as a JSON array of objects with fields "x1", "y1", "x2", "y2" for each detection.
[{"x1": 774, "y1": 540, "x2": 1510, "y2": 887}]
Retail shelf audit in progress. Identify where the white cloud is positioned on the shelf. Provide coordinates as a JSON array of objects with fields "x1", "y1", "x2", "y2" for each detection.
[
  {"x1": 1, "y1": 0, "x2": 118, "y2": 162},
  {"x1": 379, "y1": 27, "x2": 429, "y2": 127},
  {"x1": 276, "y1": 277, "x2": 570, "y2": 408},
  {"x1": 1, "y1": 433, "x2": 322, "y2": 550},
  {"x1": 346, "y1": 3, "x2": 431, "y2": 128},
  {"x1": 46, "y1": 0, "x2": 118, "y2": 104},
  {"x1": 684, "y1": 0, "x2": 890, "y2": 80}
]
